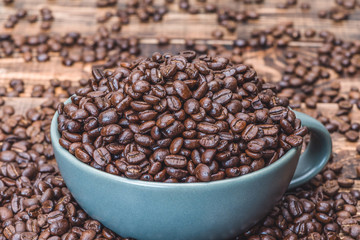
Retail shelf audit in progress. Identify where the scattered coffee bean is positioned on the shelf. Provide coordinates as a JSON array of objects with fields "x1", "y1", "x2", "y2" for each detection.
[{"x1": 345, "y1": 130, "x2": 359, "y2": 142}]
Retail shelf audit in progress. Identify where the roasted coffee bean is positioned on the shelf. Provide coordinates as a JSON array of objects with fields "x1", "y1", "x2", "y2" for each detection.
[
  {"x1": 75, "y1": 148, "x2": 91, "y2": 163},
  {"x1": 167, "y1": 96, "x2": 182, "y2": 111},
  {"x1": 98, "y1": 109, "x2": 118, "y2": 126},
  {"x1": 0, "y1": 150, "x2": 17, "y2": 162},
  {"x1": 242, "y1": 124, "x2": 258, "y2": 142},
  {"x1": 225, "y1": 167, "x2": 240, "y2": 178},
  {"x1": 166, "y1": 167, "x2": 187, "y2": 179},
  {"x1": 161, "y1": 64, "x2": 177, "y2": 78},
  {"x1": 345, "y1": 130, "x2": 359, "y2": 142},
  {"x1": 132, "y1": 80, "x2": 151, "y2": 93},
  {"x1": 285, "y1": 135, "x2": 303, "y2": 147},
  {"x1": 230, "y1": 118, "x2": 247, "y2": 133},
  {"x1": 337, "y1": 177, "x2": 354, "y2": 188},
  {"x1": 323, "y1": 180, "x2": 340, "y2": 196},
  {"x1": 173, "y1": 80, "x2": 192, "y2": 100},
  {"x1": 156, "y1": 114, "x2": 175, "y2": 129},
  {"x1": 126, "y1": 151, "x2": 146, "y2": 164},
  {"x1": 125, "y1": 165, "x2": 142, "y2": 179},
  {"x1": 0, "y1": 207, "x2": 13, "y2": 221},
  {"x1": 169, "y1": 137, "x2": 183, "y2": 154},
  {"x1": 101, "y1": 124, "x2": 122, "y2": 136},
  {"x1": 164, "y1": 155, "x2": 187, "y2": 168},
  {"x1": 195, "y1": 164, "x2": 211, "y2": 182},
  {"x1": 197, "y1": 122, "x2": 219, "y2": 134},
  {"x1": 93, "y1": 147, "x2": 111, "y2": 166},
  {"x1": 49, "y1": 219, "x2": 69, "y2": 236},
  {"x1": 213, "y1": 89, "x2": 232, "y2": 105},
  {"x1": 247, "y1": 139, "x2": 265, "y2": 153},
  {"x1": 134, "y1": 134, "x2": 155, "y2": 147}
]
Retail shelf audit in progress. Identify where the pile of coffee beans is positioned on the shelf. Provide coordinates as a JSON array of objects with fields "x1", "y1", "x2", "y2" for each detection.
[
  {"x1": 239, "y1": 162, "x2": 360, "y2": 240},
  {"x1": 0, "y1": 98, "x2": 131, "y2": 240},
  {"x1": 57, "y1": 52, "x2": 307, "y2": 183}
]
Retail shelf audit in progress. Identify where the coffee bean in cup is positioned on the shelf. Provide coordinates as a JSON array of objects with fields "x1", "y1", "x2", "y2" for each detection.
[{"x1": 57, "y1": 52, "x2": 307, "y2": 183}]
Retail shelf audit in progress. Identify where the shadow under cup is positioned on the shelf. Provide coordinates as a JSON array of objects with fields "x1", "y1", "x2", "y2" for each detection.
[{"x1": 51, "y1": 105, "x2": 332, "y2": 240}]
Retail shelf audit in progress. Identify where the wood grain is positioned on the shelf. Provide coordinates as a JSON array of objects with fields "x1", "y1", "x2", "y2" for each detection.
[{"x1": 1, "y1": 0, "x2": 360, "y2": 40}]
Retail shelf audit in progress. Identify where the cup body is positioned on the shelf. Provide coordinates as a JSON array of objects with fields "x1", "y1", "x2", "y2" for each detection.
[{"x1": 51, "y1": 110, "x2": 302, "y2": 240}]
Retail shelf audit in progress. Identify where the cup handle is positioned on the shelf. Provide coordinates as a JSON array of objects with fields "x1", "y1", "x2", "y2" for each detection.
[{"x1": 288, "y1": 111, "x2": 332, "y2": 189}]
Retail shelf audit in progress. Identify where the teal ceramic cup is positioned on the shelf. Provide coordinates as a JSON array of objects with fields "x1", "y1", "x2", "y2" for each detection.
[{"x1": 51, "y1": 106, "x2": 331, "y2": 240}]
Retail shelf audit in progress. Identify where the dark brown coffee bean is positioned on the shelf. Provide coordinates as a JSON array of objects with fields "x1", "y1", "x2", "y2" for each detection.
[
  {"x1": 202, "y1": 149, "x2": 216, "y2": 164},
  {"x1": 193, "y1": 82, "x2": 209, "y2": 100},
  {"x1": 98, "y1": 109, "x2": 118, "y2": 126},
  {"x1": 156, "y1": 114, "x2": 175, "y2": 129},
  {"x1": 163, "y1": 121, "x2": 185, "y2": 138},
  {"x1": 161, "y1": 64, "x2": 177, "y2": 78},
  {"x1": 337, "y1": 177, "x2": 354, "y2": 188},
  {"x1": 101, "y1": 124, "x2": 122, "y2": 136},
  {"x1": 132, "y1": 80, "x2": 150, "y2": 93},
  {"x1": 195, "y1": 164, "x2": 211, "y2": 182},
  {"x1": 225, "y1": 167, "x2": 240, "y2": 178},
  {"x1": 0, "y1": 207, "x2": 13, "y2": 221},
  {"x1": 170, "y1": 137, "x2": 183, "y2": 154},
  {"x1": 126, "y1": 151, "x2": 146, "y2": 164},
  {"x1": 80, "y1": 229, "x2": 96, "y2": 240},
  {"x1": 197, "y1": 122, "x2": 219, "y2": 134},
  {"x1": 213, "y1": 89, "x2": 232, "y2": 105},
  {"x1": 173, "y1": 80, "x2": 192, "y2": 100},
  {"x1": 345, "y1": 130, "x2": 359, "y2": 142},
  {"x1": 247, "y1": 139, "x2": 265, "y2": 152},
  {"x1": 242, "y1": 124, "x2": 258, "y2": 142},
  {"x1": 285, "y1": 135, "x2": 303, "y2": 147},
  {"x1": 230, "y1": 118, "x2": 247, "y2": 133},
  {"x1": 316, "y1": 201, "x2": 332, "y2": 213},
  {"x1": 199, "y1": 135, "x2": 219, "y2": 148},
  {"x1": 164, "y1": 155, "x2": 187, "y2": 168},
  {"x1": 315, "y1": 212, "x2": 332, "y2": 224},
  {"x1": 269, "y1": 106, "x2": 287, "y2": 122},
  {"x1": 125, "y1": 165, "x2": 142, "y2": 179},
  {"x1": 49, "y1": 219, "x2": 69, "y2": 236},
  {"x1": 134, "y1": 134, "x2": 155, "y2": 147},
  {"x1": 0, "y1": 150, "x2": 17, "y2": 162},
  {"x1": 323, "y1": 180, "x2": 340, "y2": 196},
  {"x1": 93, "y1": 147, "x2": 111, "y2": 166},
  {"x1": 167, "y1": 96, "x2": 182, "y2": 112},
  {"x1": 75, "y1": 148, "x2": 91, "y2": 163},
  {"x1": 166, "y1": 167, "x2": 187, "y2": 179}
]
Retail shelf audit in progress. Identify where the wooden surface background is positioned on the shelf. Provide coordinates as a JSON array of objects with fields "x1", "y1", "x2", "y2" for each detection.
[{"x1": 0, "y1": 0, "x2": 359, "y2": 228}]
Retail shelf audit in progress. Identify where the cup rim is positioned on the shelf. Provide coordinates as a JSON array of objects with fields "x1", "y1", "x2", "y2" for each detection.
[{"x1": 51, "y1": 99, "x2": 300, "y2": 189}]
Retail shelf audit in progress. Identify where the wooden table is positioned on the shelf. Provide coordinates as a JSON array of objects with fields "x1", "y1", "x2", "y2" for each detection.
[{"x1": 0, "y1": 0, "x2": 359, "y2": 235}]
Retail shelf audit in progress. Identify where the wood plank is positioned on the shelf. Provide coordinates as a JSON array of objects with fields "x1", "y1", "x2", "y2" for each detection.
[
  {"x1": 1, "y1": 0, "x2": 360, "y2": 40},
  {"x1": 1, "y1": 45, "x2": 359, "y2": 98}
]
